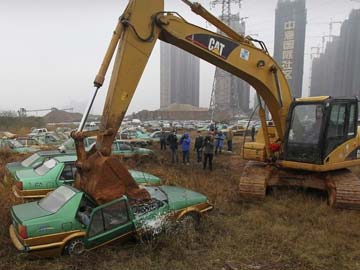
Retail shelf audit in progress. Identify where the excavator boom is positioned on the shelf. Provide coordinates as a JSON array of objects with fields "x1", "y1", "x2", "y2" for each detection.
[
  {"x1": 72, "y1": 0, "x2": 292, "y2": 204},
  {"x1": 71, "y1": 0, "x2": 360, "y2": 209}
]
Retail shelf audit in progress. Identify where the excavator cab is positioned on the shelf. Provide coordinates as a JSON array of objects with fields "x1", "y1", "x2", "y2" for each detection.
[{"x1": 283, "y1": 96, "x2": 358, "y2": 165}]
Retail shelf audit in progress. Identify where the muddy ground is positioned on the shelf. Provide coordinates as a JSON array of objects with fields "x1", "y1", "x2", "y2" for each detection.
[{"x1": 0, "y1": 136, "x2": 360, "y2": 270}]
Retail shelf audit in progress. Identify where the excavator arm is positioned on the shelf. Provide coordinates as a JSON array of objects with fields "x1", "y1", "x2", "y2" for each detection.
[
  {"x1": 72, "y1": 0, "x2": 292, "y2": 204},
  {"x1": 89, "y1": 0, "x2": 293, "y2": 151}
]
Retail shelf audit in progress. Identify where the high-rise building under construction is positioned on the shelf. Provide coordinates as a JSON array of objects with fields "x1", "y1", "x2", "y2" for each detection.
[
  {"x1": 210, "y1": 0, "x2": 250, "y2": 120},
  {"x1": 160, "y1": 42, "x2": 200, "y2": 109},
  {"x1": 311, "y1": 9, "x2": 360, "y2": 98},
  {"x1": 274, "y1": 0, "x2": 307, "y2": 98}
]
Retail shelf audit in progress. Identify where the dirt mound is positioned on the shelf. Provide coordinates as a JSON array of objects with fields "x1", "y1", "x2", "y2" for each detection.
[{"x1": 43, "y1": 110, "x2": 82, "y2": 123}]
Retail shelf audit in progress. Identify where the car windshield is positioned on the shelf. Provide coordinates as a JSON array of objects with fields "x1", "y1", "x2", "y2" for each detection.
[
  {"x1": 38, "y1": 186, "x2": 76, "y2": 213},
  {"x1": 21, "y1": 153, "x2": 40, "y2": 167},
  {"x1": 9, "y1": 140, "x2": 23, "y2": 148},
  {"x1": 34, "y1": 158, "x2": 58, "y2": 176},
  {"x1": 62, "y1": 138, "x2": 75, "y2": 150},
  {"x1": 144, "y1": 186, "x2": 168, "y2": 202},
  {"x1": 87, "y1": 138, "x2": 96, "y2": 147}
]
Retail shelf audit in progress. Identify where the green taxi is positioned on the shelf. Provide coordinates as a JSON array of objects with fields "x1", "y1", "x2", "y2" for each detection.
[
  {"x1": 12, "y1": 155, "x2": 160, "y2": 199},
  {"x1": 9, "y1": 185, "x2": 212, "y2": 256},
  {"x1": 58, "y1": 138, "x2": 153, "y2": 157},
  {"x1": 5, "y1": 150, "x2": 75, "y2": 182}
]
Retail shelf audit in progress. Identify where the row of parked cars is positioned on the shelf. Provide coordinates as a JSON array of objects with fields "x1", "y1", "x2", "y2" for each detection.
[{"x1": 5, "y1": 136, "x2": 213, "y2": 257}]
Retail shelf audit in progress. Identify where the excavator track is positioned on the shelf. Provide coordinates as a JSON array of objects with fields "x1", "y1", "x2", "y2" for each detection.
[
  {"x1": 326, "y1": 169, "x2": 360, "y2": 210},
  {"x1": 239, "y1": 162, "x2": 360, "y2": 210},
  {"x1": 239, "y1": 161, "x2": 270, "y2": 200}
]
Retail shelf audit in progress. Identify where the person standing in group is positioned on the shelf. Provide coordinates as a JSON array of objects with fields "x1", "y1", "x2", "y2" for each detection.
[
  {"x1": 167, "y1": 130, "x2": 179, "y2": 163},
  {"x1": 215, "y1": 130, "x2": 225, "y2": 155},
  {"x1": 251, "y1": 125, "x2": 256, "y2": 142},
  {"x1": 209, "y1": 122, "x2": 215, "y2": 132},
  {"x1": 194, "y1": 130, "x2": 204, "y2": 163},
  {"x1": 180, "y1": 132, "x2": 191, "y2": 165},
  {"x1": 160, "y1": 130, "x2": 167, "y2": 150},
  {"x1": 227, "y1": 128, "x2": 233, "y2": 152},
  {"x1": 203, "y1": 133, "x2": 214, "y2": 171}
]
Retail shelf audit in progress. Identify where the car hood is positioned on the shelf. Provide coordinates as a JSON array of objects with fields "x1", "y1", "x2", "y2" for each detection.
[
  {"x1": 129, "y1": 170, "x2": 160, "y2": 185},
  {"x1": 160, "y1": 185, "x2": 207, "y2": 210},
  {"x1": 16, "y1": 169, "x2": 40, "y2": 180},
  {"x1": 12, "y1": 201, "x2": 51, "y2": 222}
]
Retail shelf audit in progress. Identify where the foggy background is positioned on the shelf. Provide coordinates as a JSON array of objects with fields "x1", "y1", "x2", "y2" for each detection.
[{"x1": 0, "y1": 0, "x2": 359, "y2": 115}]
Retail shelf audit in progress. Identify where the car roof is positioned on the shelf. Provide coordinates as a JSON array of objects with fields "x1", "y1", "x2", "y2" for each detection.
[
  {"x1": 34, "y1": 150, "x2": 75, "y2": 157},
  {"x1": 53, "y1": 155, "x2": 77, "y2": 162}
]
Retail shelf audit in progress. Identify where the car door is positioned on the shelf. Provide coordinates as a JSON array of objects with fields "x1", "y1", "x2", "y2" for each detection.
[
  {"x1": 111, "y1": 141, "x2": 120, "y2": 154},
  {"x1": 84, "y1": 197, "x2": 135, "y2": 249},
  {"x1": 57, "y1": 162, "x2": 76, "y2": 185},
  {"x1": 132, "y1": 200, "x2": 169, "y2": 237},
  {"x1": 119, "y1": 143, "x2": 133, "y2": 156}
]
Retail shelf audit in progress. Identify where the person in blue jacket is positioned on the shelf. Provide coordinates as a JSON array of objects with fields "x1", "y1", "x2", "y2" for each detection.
[
  {"x1": 215, "y1": 131, "x2": 225, "y2": 155},
  {"x1": 180, "y1": 132, "x2": 191, "y2": 165}
]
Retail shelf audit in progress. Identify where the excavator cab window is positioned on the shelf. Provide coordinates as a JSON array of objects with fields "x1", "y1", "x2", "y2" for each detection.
[
  {"x1": 324, "y1": 101, "x2": 357, "y2": 156},
  {"x1": 285, "y1": 103, "x2": 325, "y2": 164},
  {"x1": 284, "y1": 98, "x2": 358, "y2": 164}
]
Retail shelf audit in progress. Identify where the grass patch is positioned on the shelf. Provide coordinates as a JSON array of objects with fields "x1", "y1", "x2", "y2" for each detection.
[{"x1": 0, "y1": 139, "x2": 360, "y2": 270}]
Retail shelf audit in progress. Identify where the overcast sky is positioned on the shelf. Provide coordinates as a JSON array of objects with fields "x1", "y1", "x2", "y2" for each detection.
[{"x1": 0, "y1": 0, "x2": 359, "y2": 116}]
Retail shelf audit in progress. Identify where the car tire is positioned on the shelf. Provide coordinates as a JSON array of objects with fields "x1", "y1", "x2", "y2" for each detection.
[
  {"x1": 177, "y1": 212, "x2": 200, "y2": 231},
  {"x1": 65, "y1": 238, "x2": 85, "y2": 256}
]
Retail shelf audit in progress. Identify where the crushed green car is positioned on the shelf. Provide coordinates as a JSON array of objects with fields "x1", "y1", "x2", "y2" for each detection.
[
  {"x1": 111, "y1": 140, "x2": 153, "y2": 157},
  {"x1": 12, "y1": 155, "x2": 160, "y2": 199},
  {"x1": 0, "y1": 139, "x2": 37, "y2": 153},
  {"x1": 9, "y1": 185, "x2": 212, "y2": 256}
]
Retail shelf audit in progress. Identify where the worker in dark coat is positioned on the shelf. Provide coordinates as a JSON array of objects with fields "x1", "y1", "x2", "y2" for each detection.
[
  {"x1": 251, "y1": 125, "x2": 256, "y2": 142},
  {"x1": 227, "y1": 129, "x2": 233, "y2": 152},
  {"x1": 194, "y1": 131, "x2": 204, "y2": 162},
  {"x1": 167, "y1": 130, "x2": 179, "y2": 163},
  {"x1": 160, "y1": 130, "x2": 167, "y2": 150},
  {"x1": 203, "y1": 133, "x2": 215, "y2": 171}
]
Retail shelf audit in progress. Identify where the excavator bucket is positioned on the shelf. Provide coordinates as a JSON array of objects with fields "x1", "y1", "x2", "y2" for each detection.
[{"x1": 74, "y1": 152, "x2": 150, "y2": 205}]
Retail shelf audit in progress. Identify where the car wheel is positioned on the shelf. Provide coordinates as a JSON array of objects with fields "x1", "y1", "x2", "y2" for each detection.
[
  {"x1": 177, "y1": 212, "x2": 200, "y2": 231},
  {"x1": 65, "y1": 238, "x2": 85, "y2": 256}
]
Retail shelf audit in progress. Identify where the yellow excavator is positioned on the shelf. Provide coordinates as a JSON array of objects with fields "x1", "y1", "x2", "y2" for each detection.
[{"x1": 71, "y1": 0, "x2": 360, "y2": 209}]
